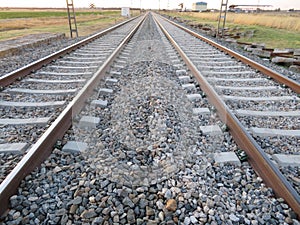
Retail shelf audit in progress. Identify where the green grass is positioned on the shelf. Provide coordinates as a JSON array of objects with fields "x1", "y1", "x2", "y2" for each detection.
[
  {"x1": 230, "y1": 25, "x2": 300, "y2": 49},
  {"x1": 163, "y1": 12, "x2": 300, "y2": 49},
  {"x1": 0, "y1": 10, "x2": 120, "y2": 19}
]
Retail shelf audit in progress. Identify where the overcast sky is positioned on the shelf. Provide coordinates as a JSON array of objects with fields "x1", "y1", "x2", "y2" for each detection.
[{"x1": 0, "y1": 0, "x2": 299, "y2": 10}]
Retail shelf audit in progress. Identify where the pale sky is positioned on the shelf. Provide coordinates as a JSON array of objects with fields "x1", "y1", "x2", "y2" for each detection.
[{"x1": 0, "y1": 0, "x2": 299, "y2": 10}]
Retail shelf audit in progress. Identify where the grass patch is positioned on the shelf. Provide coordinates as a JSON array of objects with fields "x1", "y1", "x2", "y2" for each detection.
[
  {"x1": 0, "y1": 11, "x2": 67, "y2": 19},
  {"x1": 233, "y1": 26, "x2": 300, "y2": 49},
  {"x1": 0, "y1": 10, "x2": 121, "y2": 19},
  {"x1": 163, "y1": 11, "x2": 300, "y2": 49},
  {"x1": 0, "y1": 9, "x2": 138, "y2": 40}
]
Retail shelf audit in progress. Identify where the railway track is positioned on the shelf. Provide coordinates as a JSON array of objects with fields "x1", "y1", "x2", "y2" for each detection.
[
  {"x1": 0, "y1": 14, "x2": 145, "y2": 214},
  {"x1": 153, "y1": 14, "x2": 300, "y2": 215},
  {"x1": 0, "y1": 12, "x2": 299, "y2": 224}
]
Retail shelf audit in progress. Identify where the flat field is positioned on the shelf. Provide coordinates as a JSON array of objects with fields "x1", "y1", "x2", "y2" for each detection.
[
  {"x1": 163, "y1": 11, "x2": 300, "y2": 49},
  {"x1": 0, "y1": 8, "x2": 139, "y2": 40}
]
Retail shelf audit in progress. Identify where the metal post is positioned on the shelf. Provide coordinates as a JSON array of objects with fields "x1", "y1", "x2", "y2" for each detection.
[
  {"x1": 217, "y1": 0, "x2": 228, "y2": 37},
  {"x1": 66, "y1": 0, "x2": 78, "y2": 38}
]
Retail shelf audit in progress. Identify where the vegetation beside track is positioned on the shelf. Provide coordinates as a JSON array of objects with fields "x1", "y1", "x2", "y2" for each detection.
[
  {"x1": 162, "y1": 11, "x2": 300, "y2": 49},
  {"x1": 0, "y1": 9, "x2": 140, "y2": 40}
]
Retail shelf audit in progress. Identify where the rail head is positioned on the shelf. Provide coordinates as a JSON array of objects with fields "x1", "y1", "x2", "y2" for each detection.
[
  {"x1": 152, "y1": 12, "x2": 300, "y2": 218},
  {"x1": 159, "y1": 14, "x2": 300, "y2": 94},
  {"x1": 0, "y1": 13, "x2": 148, "y2": 217}
]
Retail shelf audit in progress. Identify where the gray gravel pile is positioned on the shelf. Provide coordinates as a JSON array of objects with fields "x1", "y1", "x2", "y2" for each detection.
[
  {"x1": 2, "y1": 13, "x2": 299, "y2": 225},
  {"x1": 226, "y1": 100, "x2": 298, "y2": 111},
  {"x1": 238, "y1": 116, "x2": 299, "y2": 130},
  {"x1": 255, "y1": 136, "x2": 299, "y2": 155},
  {"x1": 3, "y1": 146, "x2": 299, "y2": 225},
  {"x1": 280, "y1": 167, "x2": 300, "y2": 194},
  {"x1": 0, "y1": 153, "x2": 22, "y2": 184}
]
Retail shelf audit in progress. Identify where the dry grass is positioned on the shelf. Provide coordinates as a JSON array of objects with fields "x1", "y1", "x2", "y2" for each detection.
[
  {"x1": 171, "y1": 12, "x2": 300, "y2": 32},
  {"x1": 0, "y1": 9, "x2": 139, "y2": 41},
  {"x1": 164, "y1": 11, "x2": 300, "y2": 48}
]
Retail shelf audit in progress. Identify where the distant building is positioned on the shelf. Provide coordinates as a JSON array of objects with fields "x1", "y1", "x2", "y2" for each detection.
[
  {"x1": 192, "y1": 2, "x2": 207, "y2": 12},
  {"x1": 121, "y1": 7, "x2": 130, "y2": 17}
]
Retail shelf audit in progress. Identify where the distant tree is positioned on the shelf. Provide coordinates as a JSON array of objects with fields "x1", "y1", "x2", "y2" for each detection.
[{"x1": 89, "y1": 3, "x2": 96, "y2": 9}]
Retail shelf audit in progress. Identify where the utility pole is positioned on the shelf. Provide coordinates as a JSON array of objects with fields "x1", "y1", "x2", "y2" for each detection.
[
  {"x1": 217, "y1": 0, "x2": 228, "y2": 37},
  {"x1": 66, "y1": 0, "x2": 78, "y2": 38}
]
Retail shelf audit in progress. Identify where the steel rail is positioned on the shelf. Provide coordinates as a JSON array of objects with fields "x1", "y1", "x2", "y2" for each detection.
[
  {"x1": 0, "y1": 16, "x2": 138, "y2": 88},
  {"x1": 160, "y1": 15, "x2": 300, "y2": 94},
  {"x1": 153, "y1": 13, "x2": 300, "y2": 218},
  {"x1": 0, "y1": 13, "x2": 147, "y2": 217}
]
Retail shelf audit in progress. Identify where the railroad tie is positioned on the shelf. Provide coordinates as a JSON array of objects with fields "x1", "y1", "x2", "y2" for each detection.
[
  {"x1": 0, "y1": 143, "x2": 28, "y2": 154},
  {"x1": 199, "y1": 125, "x2": 223, "y2": 136},
  {"x1": 62, "y1": 141, "x2": 88, "y2": 153},
  {"x1": 78, "y1": 116, "x2": 101, "y2": 129},
  {"x1": 5, "y1": 88, "x2": 77, "y2": 95},
  {"x1": 213, "y1": 152, "x2": 241, "y2": 166},
  {"x1": 0, "y1": 117, "x2": 50, "y2": 126},
  {"x1": 187, "y1": 94, "x2": 202, "y2": 102},
  {"x1": 192, "y1": 108, "x2": 210, "y2": 115},
  {"x1": 182, "y1": 83, "x2": 196, "y2": 91},
  {"x1": 99, "y1": 88, "x2": 113, "y2": 96},
  {"x1": 91, "y1": 100, "x2": 108, "y2": 108},
  {"x1": 176, "y1": 69, "x2": 187, "y2": 76},
  {"x1": 272, "y1": 154, "x2": 300, "y2": 167},
  {"x1": 0, "y1": 101, "x2": 65, "y2": 107},
  {"x1": 249, "y1": 127, "x2": 300, "y2": 137}
]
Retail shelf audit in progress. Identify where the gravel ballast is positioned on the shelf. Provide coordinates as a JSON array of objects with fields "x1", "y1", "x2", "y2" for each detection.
[{"x1": 1, "y1": 13, "x2": 299, "y2": 224}]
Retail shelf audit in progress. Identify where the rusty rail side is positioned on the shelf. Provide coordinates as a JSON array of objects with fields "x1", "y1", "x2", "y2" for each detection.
[
  {"x1": 160, "y1": 15, "x2": 300, "y2": 94},
  {"x1": 153, "y1": 13, "x2": 300, "y2": 218},
  {"x1": 0, "y1": 16, "x2": 138, "y2": 88},
  {"x1": 0, "y1": 13, "x2": 147, "y2": 217}
]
